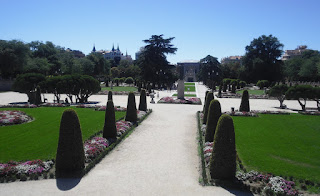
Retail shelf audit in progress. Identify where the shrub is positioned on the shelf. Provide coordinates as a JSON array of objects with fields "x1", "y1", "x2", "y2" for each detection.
[
  {"x1": 256, "y1": 80, "x2": 269, "y2": 89},
  {"x1": 286, "y1": 85, "x2": 313, "y2": 111},
  {"x1": 210, "y1": 114, "x2": 236, "y2": 180},
  {"x1": 49, "y1": 173, "x2": 54, "y2": 179},
  {"x1": 268, "y1": 84, "x2": 289, "y2": 108},
  {"x1": 239, "y1": 90, "x2": 250, "y2": 112},
  {"x1": 231, "y1": 84, "x2": 236, "y2": 93},
  {"x1": 108, "y1": 91, "x2": 113, "y2": 101},
  {"x1": 113, "y1": 78, "x2": 119, "y2": 86},
  {"x1": 222, "y1": 83, "x2": 227, "y2": 92},
  {"x1": 218, "y1": 84, "x2": 222, "y2": 97},
  {"x1": 138, "y1": 89, "x2": 147, "y2": 111},
  {"x1": 125, "y1": 92, "x2": 137, "y2": 123},
  {"x1": 239, "y1": 81, "x2": 246, "y2": 88},
  {"x1": 125, "y1": 77, "x2": 134, "y2": 85},
  {"x1": 103, "y1": 100, "x2": 117, "y2": 140},
  {"x1": 203, "y1": 92, "x2": 214, "y2": 124},
  {"x1": 203, "y1": 90, "x2": 209, "y2": 112},
  {"x1": 205, "y1": 100, "x2": 221, "y2": 142},
  {"x1": 20, "y1": 174, "x2": 27, "y2": 181},
  {"x1": 55, "y1": 109, "x2": 85, "y2": 178},
  {"x1": 35, "y1": 86, "x2": 42, "y2": 105}
]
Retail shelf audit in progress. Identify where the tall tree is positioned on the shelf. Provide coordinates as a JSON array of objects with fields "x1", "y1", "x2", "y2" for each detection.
[
  {"x1": 242, "y1": 35, "x2": 284, "y2": 82},
  {"x1": 137, "y1": 35, "x2": 177, "y2": 85},
  {"x1": 198, "y1": 55, "x2": 221, "y2": 85},
  {"x1": 0, "y1": 40, "x2": 30, "y2": 78}
]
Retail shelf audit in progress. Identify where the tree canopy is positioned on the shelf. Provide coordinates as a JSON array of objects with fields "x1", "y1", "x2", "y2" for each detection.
[
  {"x1": 198, "y1": 55, "x2": 221, "y2": 85},
  {"x1": 137, "y1": 35, "x2": 177, "y2": 86},
  {"x1": 242, "y1": 35, "x2": 284, "y2": 82}
]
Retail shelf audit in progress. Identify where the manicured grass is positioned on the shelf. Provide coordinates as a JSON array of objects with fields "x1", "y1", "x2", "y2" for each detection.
[
  {"x1": 185, "y1": 82, "x2": 195, "y2": 86},
  {"x1": 233, "y1": 114, "x2": 320, "y2": 183},
  {"x1": 101, "y1": 86, "x2": 138, "y2": 92},
  {"x1": 172, "y1": 94, "x2": 197, "y2": 97},
  {"x1": 236, "y1": 89, "x2": 265, "y2": 95},
  {"x1": 184, "y1": 86, "x2": 196, "y2": 92},
  {"x1": 0, "y1": 107, "x2": 126, "y2": 162}
]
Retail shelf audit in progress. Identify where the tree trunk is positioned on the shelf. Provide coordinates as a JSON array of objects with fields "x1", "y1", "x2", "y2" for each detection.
[{"x1": 297, "y1": 99, "x2": 306, "y2": 111}]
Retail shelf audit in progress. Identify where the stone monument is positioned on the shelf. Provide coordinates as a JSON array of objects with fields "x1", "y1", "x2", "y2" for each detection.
[{"x1": 177, "y1": 65, "x2": 185, "y2": 100}]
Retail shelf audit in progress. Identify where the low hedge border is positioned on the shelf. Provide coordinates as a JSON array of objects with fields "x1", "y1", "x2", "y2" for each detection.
[{"x1": 197, "y1": 111, "x2": 208, "y2": 185}]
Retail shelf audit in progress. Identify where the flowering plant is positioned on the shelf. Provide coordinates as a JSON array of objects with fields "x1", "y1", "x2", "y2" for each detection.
[
  {"x1": 224, "y1": 111, "x2": 258, "y2": 117},
  {"x1": 203, "y1": 142, "x2": 213, "y2": 165},
  {"x1": 116, "y1": 120, "x2": 133, "y2": 136},
  {"x1": 236, "y1": 171, "x2": 299, "y2": 195},
  {"x1": 40, "y1": 103, "x2": 67, "y2": 107},
  {"x1": 0, "y1": 104, "x2": 37, "y2": 108},
  {"x1": 158, "y1": 97, "x2": 201, "y2": 105},
  {"x1": 299, "y1": 111, "x2": 320, "y2": 115},
  {"x1": 95, "y1": 106, "x2": 127, "y2": 112},
  {"x1": 0, "y1": 160, "x2": 54, "y2": 177},
  {"x1": 84, "y1": 137, "x2": 109, "y2": 162},
  {"x1": 251, "y1": 110, "x2": 290, "y2": 115},
  {"x1": 0, "y1": 110, "x2": 33, "y2": 126},
  {"x1": 76, "y1": 104, "x2": 97, "y2": 108}
]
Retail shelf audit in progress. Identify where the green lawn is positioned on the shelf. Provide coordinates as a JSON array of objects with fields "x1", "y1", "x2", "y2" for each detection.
[
  {"x1": 184, "y1": 86, "x2": 196, "y2": 92},
  {"x1": 233, "y1": 114, "x2": 320, "y2": 183},
  {"x1": 172, "y1": 94, "x2": 197, "y2": 97},
  {"x1": 185, "y1": 82, "x2": 195, "y2": 86},
  {"x1": 0, "y1": 107, "x2": 126, "y2": 162},
  {"x1": 236, "y1": 89, "x2": 265, "y2": 95},
  {"x1": 101, "y1": 86, "x2": 138, "y2": 92}
]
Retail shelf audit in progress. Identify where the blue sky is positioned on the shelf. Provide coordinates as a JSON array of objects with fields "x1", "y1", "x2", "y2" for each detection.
[{"x1": 1, "y1": 0, "x2": 320, "y2": 64}]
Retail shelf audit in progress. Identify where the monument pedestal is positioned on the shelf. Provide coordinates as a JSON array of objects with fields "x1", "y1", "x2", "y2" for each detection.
[{"x1": 177, "y1": 80, "x2": 185, "y2": 100}]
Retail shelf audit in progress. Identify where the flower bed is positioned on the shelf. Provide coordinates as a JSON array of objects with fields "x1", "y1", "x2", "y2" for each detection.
[
  {"x1": 236, "y1": 171, "x2": 299, "y2": 195},
  {"x1": 158, "y1": 96, "x2": 201, "y2": 105},
  {"x1": 95, "y1": 106, "x2": 127, "y2": 112},
  {"x1": 84, "y1": 137, "x2": 110, "y2": 162},
  {"x1": 0, "y1": 160, "x2": 54, "y2": 178},
  {"x1": 0, "y1": 110, "x2": 33, "y2": 126},
  {"x1": 40, "y1": 103, "x2": 68, "y2": 107},
  {"x1": 299, "y1": 111, "x2": 320, "y2": 115},
  {"x1": 97, "y1": 91, "x2": 139, "y2": 95},
  {"x1": 251, "y1": 110, "x2": 290, "y2": 115},
  {"x1": 0, "y1": 104, "x2": 37, "y2": 108},
  {"x1": 218, "y1": 92, "x2": 268, "y2": 99},
  {"x1": 224, "y1": 111, "x2": 259, "y2": 117}
]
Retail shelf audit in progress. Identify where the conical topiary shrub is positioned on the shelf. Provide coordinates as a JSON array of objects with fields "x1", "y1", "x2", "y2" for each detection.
[
  {"x1": 125, "y1": 92, "x2": 137, "y2": 123},
  {"x1": 205, "y1": 100, "x2": 221, "y2": 142},
  {"x1": 103, "y1": 100, "x2": 117, "y2": 139},
  {"x1": 239, "y1": 90, "x2": 250, "y2": 112},
  {"x1": 210, "y1": 114, "x2": 236, "y2": 181},
  {"x1": 108, "y1": 91, "x2": 113, "y2": 101},
  {"x1": 203, "y1": 92, "x2": 214, "y2": 124},
  {"x1": 56, "y1": 109, "x2": 85, "y2": 178},
  {"x1": 138, "y1": 89, "x2": 147, "y2": 111},
  {"x1": 203, "y1": 90, "x2": 209, "y2": 112}
]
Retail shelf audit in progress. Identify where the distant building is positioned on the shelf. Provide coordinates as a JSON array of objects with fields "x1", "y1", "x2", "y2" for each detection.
[
  {"x1": 282, "y1": 45, "x2": 309, "y2": 61},
  {"x1": 221, "y1": 56, "x2": 243, "y2": 64},
  {"x1": 66, "y1": 48, "x2": 85, "y2": 58},
  {"x1": 93, "y1": 44, "x2": 132, "y2": 62},
  {"x1": 177, "y1": 60, "x2": 200, "y2": 82}
]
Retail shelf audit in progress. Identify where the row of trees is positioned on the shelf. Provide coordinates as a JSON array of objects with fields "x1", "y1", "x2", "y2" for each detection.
[
  {"x1": 12, "y1": 73, "x2": 100, "y2": 104},
  {"x1": 198, "y1": 34, "x2": 320, "y2": 84}
]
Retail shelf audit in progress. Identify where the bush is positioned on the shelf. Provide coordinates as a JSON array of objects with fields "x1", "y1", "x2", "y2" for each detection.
[
  {"x1": 210, "y1": 114, "x2": 236, "y2": 180},
  {"x1": 203, "y1": 92, "x2": 214, "y2": 124},
  {"x1": 20, "y1": 174, "x2": 27, "y2": 181},
  {"x1": 55, "y1": 109, "x2": 85, "y2": 178},
  {"x1": 35, "y1": 86, "x2": 42, "y2": 105},
  {"x1": 239, "y1": 90, "x2": 250, "y2": 112},
  {"x1": 239, "y1": 81, "x2": 246, "y2": 88},
  {"x1": 268, "y1": 84, "x2": 289, "y2": 108},
  {"x1": 125, "y1": 92, "x2": 137, "y2": 123},
  {"x1": 125, "y1": 77, "x2": 134, "y2": 85},
  {"x1": 138, "y1": 89, "x2": 147, "y2": 111},
  {"x1": 256, "y1": 80, "x2": 269, "y2": 89},
  {"x1": 108, "y1": 91, "x2": 113, "y2": 101},
  {"x1": 113, "y1": 78, "x2": 119, "y2": 86},
  {"x1": 203, "y1": 90, "x2": 209, "y2": 112},
  {"x1": 103, "y1": 100, "x2": 117, "y2": 140},
  {"x1": 205, "y1": 100, "x2": 221, "y2": 142},
  {"x1": 286, "y1": 85, "x2": 313, "y2": 111}
]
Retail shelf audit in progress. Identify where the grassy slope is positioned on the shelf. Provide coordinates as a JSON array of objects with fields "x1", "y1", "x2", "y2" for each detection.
[
  {"x1": 236, "y1": 89, "x2": 265, "y2": 95},
  {"x1": 101, "y1": 86, "x2": 138, "y2": 92},
  {"x1": 233, "y1": 114, "x2": 320, "y2": 182},
  {"x1": 0, "y1": 107, "x2": 125, "y2": 162}
]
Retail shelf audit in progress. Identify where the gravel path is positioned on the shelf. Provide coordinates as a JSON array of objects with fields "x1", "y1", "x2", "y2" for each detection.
[{"x1": 0, "y1": 83, "x2": 316, "y2": 195}]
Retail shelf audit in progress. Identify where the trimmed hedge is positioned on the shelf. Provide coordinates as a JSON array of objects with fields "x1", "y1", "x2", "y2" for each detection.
[
  {"x1": 205, "y1": 100, "x2": 221, "y2": 142},
  {"x1": 55, "y1": 109, "x2": 85, "y2": 178},
  {"x1": 138, "y1": 89, "x2": 147, "y2": 111},
  {"x1": 103, "y1": 100, "x2": 117, "y2": 139},
  {"x1": 203, "y1": 92, "x2": 214, "y2": 124},
  {"x1": 125, "y1": 92, "x2": 137, "y2": 123},
  {"x1": 210, "y1": 114, "x2": 236, "y2": 180},
  {"x1": 239, "y1": 90, "x2": 250, "y2": 112},
  {"x1": 108, "y1": 91, "x2": 113, "y2": 101}
]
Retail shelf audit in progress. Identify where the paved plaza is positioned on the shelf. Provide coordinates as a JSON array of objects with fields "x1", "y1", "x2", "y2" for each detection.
[{"x1": 0, "y1": 83, "x2": 316, "y2": 195}]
